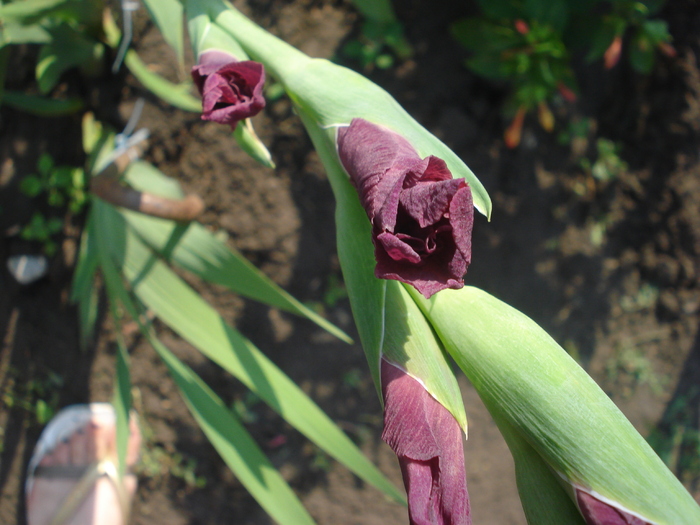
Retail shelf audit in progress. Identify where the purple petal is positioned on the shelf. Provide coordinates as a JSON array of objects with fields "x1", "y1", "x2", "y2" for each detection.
[
  {"x1": 337, "y1": 119, "x2": 425, "y2": 222},
  {"x1": 576, "y1": 489, "x2": 652, "y2": 525},
  {"x1": 337, "y1": 118, "x2": 474, "y2": 298},
  {"x1": 381, "y1": 359, "x2": 471, "y2": 525},
  {"x1": 399, "y1": 177, "x2": 464, "y2": 229},
  {"x1": 191, "y1": 58, "x2": 266, "y2": 130},
  {"x1": 191, "y1": 50, "x2": 240, "y2": 82},
  {"x1": 377, "y1": 231, "x2": 422, "y2": 264}
]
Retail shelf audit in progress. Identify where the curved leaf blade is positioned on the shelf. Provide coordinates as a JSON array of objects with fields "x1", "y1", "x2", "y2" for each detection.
[{"x1": 103, "y1": 208, "x2": 404, "y2": 504}]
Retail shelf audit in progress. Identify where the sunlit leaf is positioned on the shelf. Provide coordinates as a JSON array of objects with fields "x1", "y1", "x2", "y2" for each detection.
[
  {"x1": 152, "y1": 337, "x2": 317, "y2": 525},
  {"x1": 91, "y1": 200, "x2": 403, "y2": 504},
  {"x1": 141, "y1": 0, "x2": 185, "y2": 68},
  {"x1": 120, "y1": 161, "x2": 351, "y2": 343},
  {"x1": 2, "y1": 90, "x2": 83, "y2": 116},
  {"x1": 123, "y1": 49, "x2": 200, "y2": 112}
]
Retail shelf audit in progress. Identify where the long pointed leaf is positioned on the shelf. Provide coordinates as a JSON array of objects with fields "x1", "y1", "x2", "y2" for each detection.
[
  {"x1": 141, "y1": 0, "x2": 185, "y2": 68},
  {"x1": 152, "y1": 337, "x2": 316, "y2": 525},
  {"x1": 120, "y1": 161, "x2": 351, "y2": 342},
  {"x1": 92, "y1": 212, "x2": 317, "y2": 523},
  {"x1": 96, "y1": 202, "x2": 404, "y2": 504},
  {"x1": 70, "y1": 215, "x2": 100, "y2": 348},
  {"x1": 123, "y1": 49, "x2": 200, "y2": 112}
]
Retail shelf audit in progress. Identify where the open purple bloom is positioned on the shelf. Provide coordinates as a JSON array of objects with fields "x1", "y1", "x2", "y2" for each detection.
[
  {"x1": 381, "y1": 358, "x2": 471, "y2": 525},
  {"x1": 576, "y1": 490, "x2": 652, "y2": 525},
  {"x1": 191, "y1": 50, "x2": 266, "y2": 129},
  {"x1": 337, "y1": 118, "x2": 473, "y2": 298}
]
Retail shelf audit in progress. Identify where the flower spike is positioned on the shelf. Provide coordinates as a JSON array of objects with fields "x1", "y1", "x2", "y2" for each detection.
[
  {"x1": 381, "y1": 359, "x2": 471, "y2": 525},
  {"x1": 337, "y1": 118, "x2": 474, "y2": 298}
]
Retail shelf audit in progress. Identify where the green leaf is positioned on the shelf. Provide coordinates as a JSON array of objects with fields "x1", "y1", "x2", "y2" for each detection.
[
  {"x1": 475, "y1": 0, "x2": 522, "y2": 20},
  {"x1": 348, "y1": 0, "x2": 396, "y2": 24},
  {"x1": 70, "y1": 215, "x2": 100, "y2": 348},
  {"x1": 0, "y1": 22, "x2": 51, "y2": 46},
  {"x1": 92, "y1": 200, "x2": 403, "y2": 504},
  {"x1": 296, "y1": 110, "x2": 385, "y2": 394},
  {"x1": 0, "y1": 0, "x2": 68, "y2": 20},
  {"x1": 412, "y1": 285, "x2": 700, "y2": 524},
  {"x1": 36, "y1": 23, "x2": 103, "y2": 93},
  {"x1": 141, "y1": 0, "x2": 185, "y2": 68},
  {"x1": 451, "y1": 18, "x2": 520, "y2": 53},
  {"x1": 491, "y1": 407, "x2": 586, "y2": 525},
  {"x1": 119, "y1": 161, "x2": 350, "y2": 343},
  {"x1": 123, "y1": 49, "x2": 201, "y2": 112},
  {"x1": 111, "y1": 320, "x2": 132, "y2": 480},
  {"x1": 151, "y1": 337, "x2": 317, "y2": 525},
  {"x1": 524, "y1": 0, "x2": 569, "y2": 32},
  {"x1": 93, "y1": 210, "x2": 318, "y2": 523},
  {"x1": 186, "y1": 7, "x2": 247, "y2": 60},
  {"x1": 233, "y1": 120, "x2": 275, "y2": 169},
  {"x1": 641, "y1": 19, "x2": 671, "y2": 44},
  {"x1": 386, "y1": 282, "x2": 466, "y2": 431},
  {"x1": 629, "y1": 34, "x2": 655, "y2": 74}
]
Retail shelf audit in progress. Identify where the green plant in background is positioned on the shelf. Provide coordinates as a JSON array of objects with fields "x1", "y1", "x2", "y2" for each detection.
[
  {"x1": 579, "y1": 0, "x2": 675, "y2": 73},
  {"x1": 0, "y1": 367, "x2": 63, "y2": 425},
  {"x1": 16, "y1": 153, "x2": 87, "y2": 254},
  {"x1": 0, "y1": 0, "x2": 102, "y2": 115},
  {"x1": 452, "y1": 0, "x2": 577, "y2": 147},
  {"x1": 587, "y1": 138, "x2": 629, "y2": 182},
  {"x1": 649, "y1": 388, "x2": 700, "y2": 486},
  {"x1": 12, "y1": 153, "x2": 83, "y2": 254},
  {"x1": 605, "y1": 346, "x2": 668, "y2": 398},
  {"x1": 341, "y1": 0, "x2": 412, "y2": 70},
  {"x1": 19, "y1": 212, "x2": 63, "y2": 255},
  {"x1": 20, "y1": 153, "x2": 88, "y2": 212},
  {"x1": 451, "y1": 0, "x2": 674, "y2": 147},
  {"x1": 0, "y1": 0, "x2": 200, "y2": 115}
]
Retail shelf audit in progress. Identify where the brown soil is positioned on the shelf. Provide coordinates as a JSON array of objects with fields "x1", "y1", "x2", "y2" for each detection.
[{"x1": 2, "y1": 1, "x2": 700, "y2": 524}]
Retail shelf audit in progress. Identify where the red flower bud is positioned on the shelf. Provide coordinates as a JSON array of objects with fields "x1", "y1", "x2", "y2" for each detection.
[
  {"x1": 576, "y1": 489, "x2": 653, "y2": 525},
  {"x1": 504, "y1": 106, "x2": 526, "y2": 149},
  {"x1": 557, "y1": 82, "x2": 578, "y2": 102},
  {"x1": 337, "y1": 118, "x2": 474, "y2": 298},
  {"x1": 514, "y1": 19, "x2": 530, "y2": 35},
  {"x1": 191, "y1": 50, "x2": 266, "y2": 130},
  {"x1": 604, "y1": 36, "x2": 623, "y2": 70},
  {"x1": 381, "y1": 359, "x2": 471, "y2": 525}
]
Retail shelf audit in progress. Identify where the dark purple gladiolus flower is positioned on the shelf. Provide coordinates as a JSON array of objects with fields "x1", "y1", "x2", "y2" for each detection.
[
  {"x1": 381, "y1": 359, "x2": 471, "y2": 525},
  {"x1": 191, "y1": 50, "x2": 266, "y2": 129},
  {"x1": 337, "y1": 118, "x2": 473, "y2": 298},
  {"x1": 576, "y1": 490, "x2": 652, "y2": 525}
]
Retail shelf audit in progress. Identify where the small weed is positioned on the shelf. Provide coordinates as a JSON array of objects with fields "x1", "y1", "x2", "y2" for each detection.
[
  {"x1": 18, "y1": 153, "x2": 88, "y2": 255},
  {"x1": 342, "y1": 0, "x2": 412, "y2": 70},
  {"x1": 323, "y1": 273, "x2": 348, "y2": 308},
  {"x1": 620, "y1": 283, "x2": 659, "y2": 312},
  {"x1": 341, "y1": 19, "x2": 410, "y2": 70},
  {"x1": 20, "y1": 153, "x2": 88, "y2": 213},
  {"x1": 231, "y1": 391, "x2": 262, "y2": 425},
  {"x1": 605, "y1": 346, "x2": 667, "y2": 397},
  {"x1": 342, "y1": 368, "x2": 363, "y2": 390},
  {"x1": 580, "y1": 138, "x2": 628, "y2": 183},
  {"x1": 0, "y1": 368, "x2": 63, "y2": 425},
  {"x1": 136, "y1": 415, "x2": 207, "y2": 489},
  {"x1": 648, "y1": 388, "x2": 700, "y2": 482},
  {"x1": 138, "y1": 444, "x2": 207, "y2": 489}
]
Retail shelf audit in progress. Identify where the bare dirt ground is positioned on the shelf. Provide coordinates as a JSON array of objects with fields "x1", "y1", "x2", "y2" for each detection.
[{"x1": 1, "y1": 0, "x2": 700, "y2": 524}]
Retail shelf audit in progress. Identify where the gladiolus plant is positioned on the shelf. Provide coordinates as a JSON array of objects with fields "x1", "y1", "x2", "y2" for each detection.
[{"x1": 156, "y1": 1, "x2": 700, "y2": 523}]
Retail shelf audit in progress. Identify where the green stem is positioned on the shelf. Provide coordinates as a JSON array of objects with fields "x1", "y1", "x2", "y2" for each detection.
[{"x1": 193, "y1": 0, "x2": 309, "y2": 79}]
